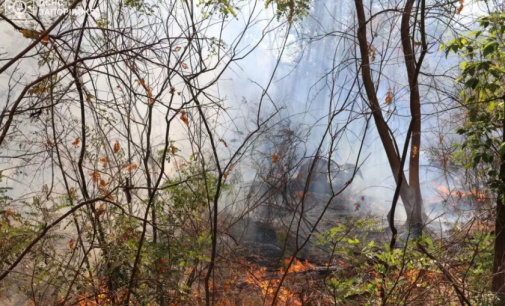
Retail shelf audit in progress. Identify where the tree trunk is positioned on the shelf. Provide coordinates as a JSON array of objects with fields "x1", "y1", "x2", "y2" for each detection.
[
  {"x1": 354, "y1": 0, "x2": 426, "y2": 230},
  {"x1": 492, "y1": 115, "x2": 505, "y2": 296}
]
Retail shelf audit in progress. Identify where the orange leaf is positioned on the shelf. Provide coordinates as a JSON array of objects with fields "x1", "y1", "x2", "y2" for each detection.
[
  {"x1": 456, "y1": 190, "x2": 463, "y2": 199},
  {"x1": 69, "y1": 239, "x2": 75, "y2": 250},
  {"x1": 89, "y1": 170, "x2": 101, "y2": 182},
  {"x1": 219, "y1": 138, "x2": 228, "y2": 147},
  {"x1": 412, "y1": 146, "x2": 418, "y2": 158},
  {"x1": 96, "y1": 203, "x2": 105, "y2": 218},
  {"x1": 180, "y1": 111, "x2": 189, "y2": 126},
  {"x1": 99, "y1": 157, "x2": 108, "y2": 168},
  {"x1": 272, "y1": 152, "x2": 279, "y2": 163},
  {"x1": 456, "y1": 0, "x2": 464, "y2": 14},
  {"x1": 181, "y1": 63, "x2": 188, "y2": 69},
  {"x1": 100, "y1": 179, "x2": 108, "y2": 187},
  {"x1": 224, "y1": 172, "x2": 229, "y2": 179},
  {"x1": 19, "y1": 29, "x2": 40, "y2": 39},
  {"x1": 114, "y1": 141, "x2": 120, "y2": 154},
  {"x1": 385, "y1": 88, "x2": 393, "y2": 105},
  {"x1": 40, "y1": 31, "x2": 49, "y2": 46},
  {"x1": 71, "y1": 137, "x2": 80, "y2": 148},
  {"x1": 5, "y1": 210, "x2": 15, "y2": 218}
]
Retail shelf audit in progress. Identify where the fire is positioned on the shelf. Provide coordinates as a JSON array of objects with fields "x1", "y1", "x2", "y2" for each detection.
[
  {"x1": 245, "y1": 258, "x2": 314, "y2": 305},
  {"x1": 284, "y1": 257, "x2": 315, "y2": 273},
  {"x1": 434, "y1": 184, "x2": 487, "y2": 202}
]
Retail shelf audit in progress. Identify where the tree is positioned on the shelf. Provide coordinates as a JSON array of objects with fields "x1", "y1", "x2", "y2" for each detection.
[
  {"x1": 353, "y1": 0, "x2": 429, "y2": 241},
  {"x1": 444, "y1": 12, "x2": 505, "y2": 297}
]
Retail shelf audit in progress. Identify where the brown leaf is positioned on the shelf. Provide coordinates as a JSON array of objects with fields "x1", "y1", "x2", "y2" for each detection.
[
  {"x1": 181, "y1": 63, "x2": 188, "y2": 69},
  {"x1": 40, "y1": 31, "x2": 49, "y2": 46},
  {"x1": 70, "y1": 187, "x2": 76, "y2": 197},
  {"x1": 47, "y1": 139, "x2": 53, "y2": 146},
  {"x1": 95, "y1": 203, "x2": 105, "y2": 218},
  {"x1": 174, "y1": 46, "x2": 181, "y2": 52},
  {"x1": 89, "y1": 170, "x2": 101, "y2": 183},
  {"x1": 114, "y1": 140, "x2": 120, "y2": 154},
  {"x1": 171, "y1": 144, "x2": 179, "y2": 155},
  {"x1": 456, "y1": 190, "x2": 463, "y2": 199},
  {"x1": 272, "y1": 152, "x2": 279, "y2": 163},
  {"x1": 71, "y1": 137, "x2": 80, "y2": 148},
  {"x1": 456, "y1": 0, "x2": 464, "y2": 14},
  {"x1": 20, "y1": 29, "x2": 40, "y2": 39},
  {"x1": 69, "y1": 239, "x2": 75, "y2": 250},
  {"x1": 180, "y1": 111, "x2": 189, "y2": 126},
  {"x1": 412, "y1": 146, "x2": 419, "y2": 158},
  {"x1": 99, "y1": 157, "x2": 108, "y2": 168},
  {"x1": 219, "y1": 138, "x2": 228, "y2": 147},
  {"x1": 385, "y1": 88, "x2": 393, "y2": 105},
  {"x1": 354, "y1": 202, "x2": 361, "y2": 211},
  {"x1": 5, "y1": 210, "x2": 15, "y2": 218},
  {"x1": 100, "y1": 179, "x2": 108, "y2": 187}
]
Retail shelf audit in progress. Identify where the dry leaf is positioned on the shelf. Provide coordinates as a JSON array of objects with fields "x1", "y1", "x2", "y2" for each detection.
[
  {"x1": 19, "y1": 29, "x2": 40, "y2": 39},
  {"x1": 174, "y1": 46, "x2": 181, "y2": 52},
  {"x1": 272, "y1": 152, "x2": 279, "y2": 163},
  {"x1": 456, "y1": 190, "x2": 463, "y2": 199},
  {"x1": 171, "y1": 144, "x2": 179, "y2": 155},
  {"x1": 354, "y1": 202, "x2": 361, "y2": 211},
  {"x1": 224, "y1": 172, "x2": 229, "y2": 179},
  {"x1": 456, "y1": 0, "x2": 464, "y2": 14},
  {"x1": 5, "y1": 210, "x2": 15, "y2": 218},
  {"x1": 385, "y1": 88, "x2": 393, "y2": 105},
  {"x1": 180, "y1": 111, "x2": 189, "y2": 126},
  {"x1": 412, "y1": 146, "x2": 419, "y2": 158},
  {"x1": 181, "y1": 63, "x2": 188, "y2": 69},
  {"x1": 99, "y1": 157, "x2": 108, "y2": 168},
  {"x1": 47, "y1": 139, "x2": 53, "y2": 146},
  {"x1": 100, "y1": 179, "x2": 108, "y2": 187},
  {"x1": 70, "y1": 187, "x2": 76, "y2": 197},
  {"x1": 96, "y1": 204, "x2": 105, "y2": 218},
  {"x1": 40, "y1": 31, "x2": 49, "y2": 46},
  {"x1": 114, "y1": 140, "x2": 120, "y2": 154},
  {"x1": 125, "y1": 163, "x2": 138, "y2": 172},
  {"x1": 69, "y1": 239, "x2": 75, "y2": 250},
  {"x1": 71, "y1": 137, "x2": 80, "y2": 148},
  {"x1": 89, "y1": 170, "x2": 101, "y2": 182},
  {"x1": 219, "y1": 138, "x2": 228, "y2": 147}
]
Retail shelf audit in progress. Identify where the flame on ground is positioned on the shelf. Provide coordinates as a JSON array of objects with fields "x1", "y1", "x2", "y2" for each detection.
[{"x1": 245, "y1": 257, "x2": 315, "y2": 305}]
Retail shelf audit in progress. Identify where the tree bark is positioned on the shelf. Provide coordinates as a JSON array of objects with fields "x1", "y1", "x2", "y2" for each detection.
[
  {"x1": 354, "y1": 0, "x2": 426, "y2": 229},
  {"x1": 492, "y1": 115, "x2": 505, "y2": 296}
]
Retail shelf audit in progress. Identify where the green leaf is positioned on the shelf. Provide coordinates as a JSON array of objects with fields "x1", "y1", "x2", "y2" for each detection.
[
  {"x1": 499, "y1": 143, "x2": 505, "y2": 156},
  {"x1": 465, "y1": 78, "x2": 479, "y2": 89},
  {"x1": 482, "y1": 42, "x2": 499, "y2": 57}
]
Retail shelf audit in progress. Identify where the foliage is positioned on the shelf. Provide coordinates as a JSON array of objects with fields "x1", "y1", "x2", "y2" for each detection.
[
  {"x1": 318, "y1": 217, "x2": 496, "y2": 304},
  {"x1": 444, "y1": 13, "x2": 505, "y2": 195}
]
